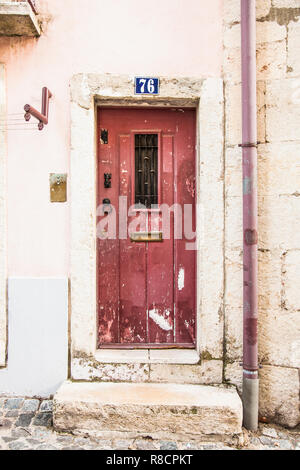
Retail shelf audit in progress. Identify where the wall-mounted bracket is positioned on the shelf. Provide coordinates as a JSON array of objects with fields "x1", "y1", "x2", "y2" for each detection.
[{"x1": 24, "y1": 87, "x2": 52, "y2": 131}]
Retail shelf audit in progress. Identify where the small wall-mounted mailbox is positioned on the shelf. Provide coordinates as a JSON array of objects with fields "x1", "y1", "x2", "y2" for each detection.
[
  {"x1": 130, "y1": 231, "x2": 163, "y2": 243},
  {"x1": 50, "y1": 174, "x2": 67, "y2": 203}
]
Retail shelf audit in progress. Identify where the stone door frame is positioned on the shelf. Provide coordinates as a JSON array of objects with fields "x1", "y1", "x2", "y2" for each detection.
[{"x1": 70, "y1": 74, "x2": 225, "y2": 380}]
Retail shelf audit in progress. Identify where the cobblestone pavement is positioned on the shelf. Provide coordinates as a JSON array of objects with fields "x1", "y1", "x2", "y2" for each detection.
[{"x1": 0, "y1": 397, "x2": 299, "y2": 450}]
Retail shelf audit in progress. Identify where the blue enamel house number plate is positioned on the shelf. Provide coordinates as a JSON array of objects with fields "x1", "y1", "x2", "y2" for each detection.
[{"x1": 135, "y1": 77, "x2": 159, "y2": 95}]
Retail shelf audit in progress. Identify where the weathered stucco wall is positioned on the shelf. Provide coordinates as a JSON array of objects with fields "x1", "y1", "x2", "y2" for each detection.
[{"x1": 224, "y1": 0, "x2": 300, "y2": 428}]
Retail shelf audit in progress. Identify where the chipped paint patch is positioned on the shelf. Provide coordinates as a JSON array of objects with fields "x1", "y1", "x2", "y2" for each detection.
[
  {"x1": 149, "y1": 308, "x2": 172, "y2": 331},
  {"x1": 178, "y1": 268, "x2": 185, "y2": 291}
]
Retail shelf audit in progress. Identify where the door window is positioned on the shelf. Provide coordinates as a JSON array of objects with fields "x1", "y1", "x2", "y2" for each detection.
[{"x1": 135, "y1": 134, "x2": 158, "y2": 208}]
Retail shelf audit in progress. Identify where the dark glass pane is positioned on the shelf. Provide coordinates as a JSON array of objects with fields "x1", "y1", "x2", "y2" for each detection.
[{"x1": 135, "y1": 134, "x2": 158, "y2": 208}]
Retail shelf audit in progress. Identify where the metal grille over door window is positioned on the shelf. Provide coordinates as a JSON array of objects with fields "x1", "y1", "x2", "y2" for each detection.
[{"x1": 135, "y1": 134, "x2": 158, "y2": 208}]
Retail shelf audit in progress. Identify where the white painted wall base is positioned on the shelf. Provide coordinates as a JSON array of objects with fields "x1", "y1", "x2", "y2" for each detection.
[{"x1": 0, "y1": 278, "x2": 68, "y2": 398}]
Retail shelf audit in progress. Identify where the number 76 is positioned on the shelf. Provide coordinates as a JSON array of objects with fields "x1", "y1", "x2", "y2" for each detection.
[{"x1": 139, "y1": 79, "x2": 155, "y2": 94}]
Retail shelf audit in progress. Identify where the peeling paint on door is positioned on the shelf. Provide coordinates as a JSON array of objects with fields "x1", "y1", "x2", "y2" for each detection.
[
  {"x1": 149, "y1": 308, "x2": 173, "y2": 331},
  {"x1": 178, "y1": 268, "x2": 185, "y2": 291}
]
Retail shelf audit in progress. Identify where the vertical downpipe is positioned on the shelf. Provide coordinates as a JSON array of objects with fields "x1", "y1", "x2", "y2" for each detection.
[{"x1": 241, "y1": 0, "x2": 259, "y2": 431}]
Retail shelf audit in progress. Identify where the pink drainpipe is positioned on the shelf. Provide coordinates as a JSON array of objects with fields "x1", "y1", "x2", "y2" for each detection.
[{"x1": 241, "y1": 0, "x2": 259, "y2": 431}]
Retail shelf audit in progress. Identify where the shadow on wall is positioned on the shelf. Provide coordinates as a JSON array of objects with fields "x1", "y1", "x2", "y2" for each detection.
[{"x1": 0, "y1": 278, "x2": 68, "y2": 398}]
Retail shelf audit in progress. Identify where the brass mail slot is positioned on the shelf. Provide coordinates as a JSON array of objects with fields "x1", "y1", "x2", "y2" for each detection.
[{"x1": 130, "y1": 231, "x2": 163, "y2": 242}]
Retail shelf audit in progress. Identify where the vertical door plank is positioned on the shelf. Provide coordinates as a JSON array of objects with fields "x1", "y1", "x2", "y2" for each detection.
[
  {"x1": 174, "y1": 110, "x2": 196, "y2": 344},
  {"x1": 97, "y1": 109, "x2": 119, "y2": 344},
  {"x1": 119, "y1": 134, "x2": 147, "y2": 343},
  {"x1": 148, "y1": 135, "x2": 174, "y2": 343}
]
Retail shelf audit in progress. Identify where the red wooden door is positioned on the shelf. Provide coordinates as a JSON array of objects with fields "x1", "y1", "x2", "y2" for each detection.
[{"x1": 97, "y1": 108, "x2": 196, "y2": 348}]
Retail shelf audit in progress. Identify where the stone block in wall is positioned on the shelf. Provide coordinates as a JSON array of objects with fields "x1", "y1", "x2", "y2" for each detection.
[
  {"x1": 256, "y1": 0, "x2": 272, "y2": 19},
  {"x1": 224, "y1": 0, "x2": 240, "y2": 25},
  {"x1": 258, "y1": 195, "x2": 300, "y2": 250},
  {"x1": 259, "y1": 310, "x2": 300, "y2": 368},
  {"x1": 266, "y1": 78, "x2": 300, "y2": 142},
  {"x1": 225, "y1": 196, "x2": 243, "y2": 251},
  {"x1": 287, "y1": 20, "x2": 300, "y2": 77},
  {"x1": 224, "y1": 23, "x2": 241, "y2": 49},
  {"x1": 257, "y1": 81, "x2": 267, "y2": 143},
  {"x1": 225, "y1": 307, "x2": 243, "y2": 361},
  {"x1": 256, "y1": 21, "x2": 287, "y2": 44},
  {"x1": 72, "y1": 357, "x2": 149, "y2": 383},
  {"x1": 225, "y1": 84, "x2": 242, "y2": 146},
  {"x1": 272, "y1": 0, "x2": 300, "y2": 7},
  {"x1": 225, "y1": 83, "x2": 265, "y2": 146},
  {"x1": 225, "y1": 146, "x2": 242, "y2": 198},
  {"x1": 198, "y1": 299, "x2": 224, "y2": 360},
  {"x1": 259, "y1": 365, "x2": 300, "y2": 428},
  {"x1": 258, "y1": 249, "x2": 282, "y2": 312},
  {"x1": 223, "y1": 47, "x2": 241, "y2": 83},
  {"x1": 225, "y1": 249, "x2": 243, "y2": 310},
  {"x1": 258, "y1": 142, "x2": 300, "y2": 196},
  {"x1": 257, "y1": 40, "x2": 287, "y2": 80},
  {"x1": 224, "y1": 361, "x2": 243, "y2": 393},
  {"x1": 149, "y1": 361, "x2": 223, "y2": 385},
  {"x1": 283, "y1": 249, "x2": 300, "y2": 311}
]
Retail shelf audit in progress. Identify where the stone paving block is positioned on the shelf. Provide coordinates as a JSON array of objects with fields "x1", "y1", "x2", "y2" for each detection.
[
  {"x1": 135, "y1": 440, "x2": 157, "y2": 450},
  {"x1": 40, "y1": 400, "x2": 53, "y2": 413},
  {"x1": 8, "y1": 440, "x2": 30, "y2": 450},
  {"x1": 115, "y1": 439, "x2": 134, "y2": 450},
  {"x1": 15, "y1": 413, "x2": 35, "y2": 427},
  {"x1": 33, "y1": 412, "x2": 52, "y2": 427},
  {"x1": 26, "y1": 438, "x2": 43, "y2": 446},
  {"x1": 259, "y1": 436, "x2": 275, "y2": 446},
  {"x1": 0, "y1": 419, "x2": 13, "y2": 429},
  {"x1": 2, "y1": 437, "x2": 17, "y2": 443},
  {"x1": 278, "y1": 439, "x2": 294, "y2": 450},
  {"x1": 261, "y1": 426, "x2": 278, "y2": 438},
  {"x1": 4, "y1": 398, "x2": 24, "y2": 410},
  {"x1": 36, "y1": 444, "x2": 58, "y2": 451},
  {"x1": 22, "y1": 399, "x2": 40, "y2": 413},
  {"x1": 32, "y1": 428, "x2": 54, "y2": 439},
  {"x1": 5, "y1": 411, "x2": 19, "y2": 418},
  {"x1": 160, "y1": 441, "x2": 178, "y2": 450},
  {"x1": 12, "y1": 428, "x2": 31, "y2": 438},
  {"x1": 57, "y1": 435, "x2": 75, "y2": 444}
]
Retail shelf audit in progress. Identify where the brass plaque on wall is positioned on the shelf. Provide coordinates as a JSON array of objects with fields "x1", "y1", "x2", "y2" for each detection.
[{"x1": 50, "y1": 174, "x2": 67, "y2": 203}]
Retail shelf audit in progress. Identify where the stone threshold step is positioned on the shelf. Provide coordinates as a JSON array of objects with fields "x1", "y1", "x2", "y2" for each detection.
[{"x1": 53, "y1": 381, "x2": 242, "y2": 439}]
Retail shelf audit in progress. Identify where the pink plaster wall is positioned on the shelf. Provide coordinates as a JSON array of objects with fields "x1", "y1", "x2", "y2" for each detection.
[{"x1": 0, "y1": 0, "x2": 223, "y2": 276}]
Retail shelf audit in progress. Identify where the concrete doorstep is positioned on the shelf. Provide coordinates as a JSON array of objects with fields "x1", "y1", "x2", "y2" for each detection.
[{"x1": 53, "y1": 381, "x2": 243, "y2": 440}]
